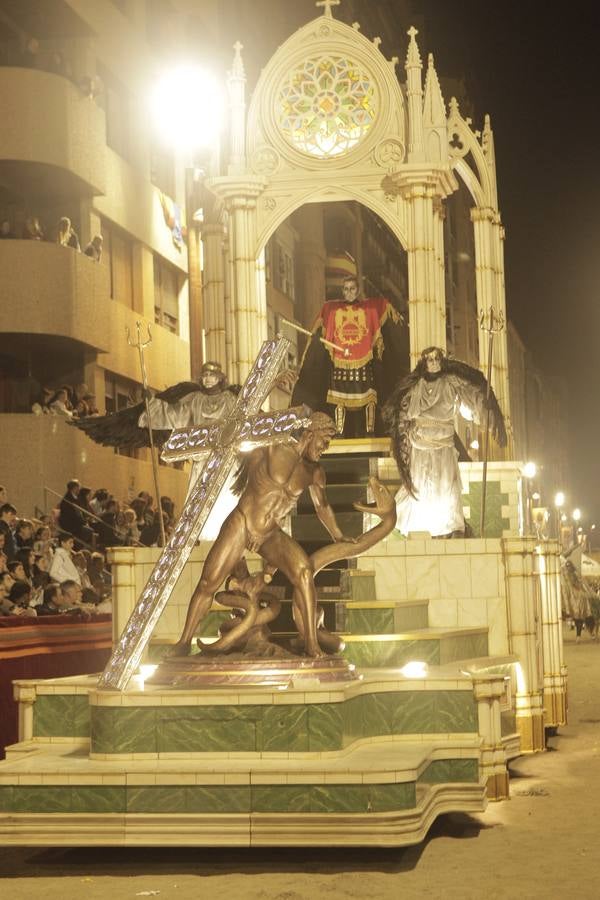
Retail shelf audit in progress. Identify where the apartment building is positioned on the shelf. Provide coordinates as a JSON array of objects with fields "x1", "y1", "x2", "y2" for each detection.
[{"x1": 0, "y1": 0, "x2": 192, "y2": 515}]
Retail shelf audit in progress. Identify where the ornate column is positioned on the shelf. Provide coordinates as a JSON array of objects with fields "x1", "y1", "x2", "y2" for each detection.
[
  {"x1": 209, "y1": 176, "x2": 268, "y2": 383},
  {"x1": 471, "y1": 674, "x2": 510, "y2": 800},
  {"x1": 201, "y1": 223, "x2": 227, "y2": 365},
  {"x1": 502, "y1": 537, "x2": 545, "y2": 753},
  {"x1": 390, "y1": 167, "x2": 457, "y2": 364},
  {"x1": 14, "y1": 682, "x2": 37, "y2": 743},
  {"x1": 471, "y1": 206, "x2": 511, "y2": 433},
  {"x1": 536, "y1": 542, "x2": 567, "y2": 729},
  {"x1": 227, "y1": 41, "x2": 246, "y2": 175}
]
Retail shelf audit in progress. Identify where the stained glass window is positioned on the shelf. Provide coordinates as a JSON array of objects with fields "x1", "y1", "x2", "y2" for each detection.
[{"x1": 277, "y1": 55, "x2": 377, "y2": 158}]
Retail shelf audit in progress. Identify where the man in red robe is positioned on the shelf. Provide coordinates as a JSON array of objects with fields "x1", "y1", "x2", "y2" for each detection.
[{"x1": 291, "y1": 275, "x2": 407, "y2": 437}]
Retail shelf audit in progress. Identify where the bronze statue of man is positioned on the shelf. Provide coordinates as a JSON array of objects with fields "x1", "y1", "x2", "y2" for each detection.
[{"x1": 170, "y1": 411, "x2": 354, "y2": 658}]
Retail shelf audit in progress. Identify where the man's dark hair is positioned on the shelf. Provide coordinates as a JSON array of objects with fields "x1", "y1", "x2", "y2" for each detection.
[
  {"x1": 57, "y1": 532, "x2": 73, "y2": 545},
  {"x1": 7, "y1": 560, "x2": 23, "y2": 575},
  {"x1": 16, "y1": 518, "x2": 33, "y2": 533},
  {"x1": 0, "y1": 503, "x2": 17, "y2": 517},
  {"x1": 60, "y1": 579, "x2": 79, "y2": 593},
  {"x1": 67, "y1": 479, "x2": 80, "y2": 491},
  {"x1": 43, "y1": 584, "x2": 59, "y2": 605},
  {"x1": 9, "y1": 581, "x2": 30, "y2": 603}
]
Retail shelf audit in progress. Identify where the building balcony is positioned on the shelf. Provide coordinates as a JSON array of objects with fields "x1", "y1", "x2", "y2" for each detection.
[
  {"x1": 0, "y1": 415, "x2": 189, "y2": 523},
  {"x1": 0, "y1": 240, "x2": 190, "y2": 388},
  {"x1": 0, "y1": 66, "x2": 106, "y2": 195}
]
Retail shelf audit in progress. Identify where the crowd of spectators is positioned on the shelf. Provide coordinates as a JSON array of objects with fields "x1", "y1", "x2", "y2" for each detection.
[
  {"x1": 0, "y1": 211, "x2": 102, "y2": 263},
  {"x1": 31, "y1": 381, "x2": 99, "y2": 419},
  {"x1": 0, "y1": 480, "x2": 177, "y2": 620}
]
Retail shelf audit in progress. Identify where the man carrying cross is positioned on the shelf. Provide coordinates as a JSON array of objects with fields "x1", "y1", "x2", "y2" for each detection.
[{"x1": 170, "y1": 410, "x2": 351, "y2": 658}]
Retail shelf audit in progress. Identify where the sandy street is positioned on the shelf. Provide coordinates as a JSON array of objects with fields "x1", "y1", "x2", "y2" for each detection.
[{"x1": 2, "y1": 628, "x2": 599, "y2": 900}]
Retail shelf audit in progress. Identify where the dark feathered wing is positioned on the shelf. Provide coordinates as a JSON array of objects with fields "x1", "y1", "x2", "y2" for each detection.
[
  {"x1": 381, "y1": 374, "x2": 419, "y2": 498},
  {"x1": 446, "y1": 359, "x2": 507, "y2": 448},
  {"x1": 71, "y1": 382, "x2": 204, "y2": 449},
  {"x1": 71, "y1": 401, "x2": 170, "y2": 449}
]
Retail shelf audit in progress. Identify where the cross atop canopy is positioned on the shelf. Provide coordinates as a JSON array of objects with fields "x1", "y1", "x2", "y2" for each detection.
[{"x1": 316, "y1": 0, "x2": 341, "y2": 18}]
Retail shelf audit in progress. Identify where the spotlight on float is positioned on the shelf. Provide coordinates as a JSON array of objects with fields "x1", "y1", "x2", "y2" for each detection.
[
  {"x1": 554, "y1": 491, "x2": 565, "y2": 509},
  {"x1": 523, "y1": 461, "x2": 537, "y2": 479},
  {"x1": 399, "y1": 661, "x2": 428, "y2": 679}
]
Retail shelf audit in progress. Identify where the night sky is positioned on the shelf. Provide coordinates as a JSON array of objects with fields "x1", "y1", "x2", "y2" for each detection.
[
  {"x1": 419, "y1": 0, "x2": 600, "y2": 524},
  {"x1": 243, "y1": 0, "x2": 599, "y2": 524}
]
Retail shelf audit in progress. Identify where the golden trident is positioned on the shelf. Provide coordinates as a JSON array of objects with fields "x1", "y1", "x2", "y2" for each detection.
[
  {"x1": 478, "y1": 307, "x2": 505, "y2": 536},
  {"x1": 126, "y1": 321, "x2": 166, "y2": 548}
]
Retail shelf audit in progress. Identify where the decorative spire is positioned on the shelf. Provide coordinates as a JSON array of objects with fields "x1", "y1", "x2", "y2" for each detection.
[
  {"x1": 423, "y1": 53, "x2": 447, "y2": 162},
  {"x1": 316, "y1": 0, "x2": 340, "y2": 17},
  {"x1": 226, "y1": 41, "x2": 247, "y2": 174},
  {"x1": 482, "y1": 114, "x2": 496, "y2": 162},
  {"x1": 231, "y1": 40, "x2": 245, "y2": 79},
  {"x1": 405, "y1": 26, "x2": 424, "y2": 161},
  {"x1": 423, "y1": 53, "x2": 446, "y2": 127},
  {"x1": 406, "y1": 25, "x2": 422, "y2": 69},
  {"x1": 373, "y1": 36, "x2": 382, "y2": 49}
]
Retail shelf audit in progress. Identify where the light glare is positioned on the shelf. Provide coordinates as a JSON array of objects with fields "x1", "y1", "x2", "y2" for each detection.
[
  {"x1": 400, "y1": 660, "x2": 428, "y2": 679},
  {"x1": 150, "y1": 65, "x2": 224, "y2": 150}
]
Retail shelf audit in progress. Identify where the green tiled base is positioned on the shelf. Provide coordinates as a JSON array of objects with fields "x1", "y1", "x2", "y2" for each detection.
[
  {"x1": 346, "y1": 607, "x2": 395, "y2": 634},
  {"x1": 463, "y1": 482, "x2": 510, "y2": 537},
  {"x1": 33, "y1": 694, "x2": 90, "y2": 739},
  {"x1": 419, "y1": 758, "x2": 479, "y2": 784},
  {"x1": 89, "y1": 689, "x2": 477, "y2": 755},
  {"x1": 342, "y1": 631, "x2": 488, "y2": 669},
  {"x1": 0, "y1": 781, "x2": 416, "y2": 815}
]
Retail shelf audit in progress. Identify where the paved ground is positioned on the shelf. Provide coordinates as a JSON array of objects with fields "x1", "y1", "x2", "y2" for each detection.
[{"x1": 2, "y1": 629, "x2": 600, "y2": 900}]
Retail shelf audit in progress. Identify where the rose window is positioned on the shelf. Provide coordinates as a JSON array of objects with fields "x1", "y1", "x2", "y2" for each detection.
[{"x1": 277, "y1": 55, "x2": 377, "y2": 158}]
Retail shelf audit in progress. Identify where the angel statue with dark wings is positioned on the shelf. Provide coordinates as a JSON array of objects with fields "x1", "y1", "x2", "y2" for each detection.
[
  {"x1": 74, "y1": 361, "x2": 240, "y2": 537},
  {"x1": 382, "y1": 347, "x2": 507, "y2": 538}
]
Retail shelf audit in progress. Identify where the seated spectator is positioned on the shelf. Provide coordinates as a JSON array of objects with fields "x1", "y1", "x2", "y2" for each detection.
[
  {"x1": 129, "y1": 497, "x2": 147, "y2": 533},
  {"x1": 0, "y1": 572, "x2": 16, "y2": 615},
  {"x1": 84, "y1": 234, "x2": 103, "y2": 262},
  {"x1": 139, "y1": 509, "x2": 165, "y2": 547},
  {"x1": 49, "y1": 533, "x2": 81, "y2": 585},
  {"x1": 37, "y1": 582, "x2": 87, "y2": 617},
  {"x1": 55, "y1": 216, "x2": 80, "y2": 250},
  {"x1": 14, "y1": 548, "x2": 34, "y2": 582},
  {"x1": 32, "y1": 386, "x2": 54, "y2": 415},
  {"x1": 74, "y1": 391, "x2": 98, "y2": 418},
  {"x1": 48, "y1": 388, "x2": 74, "y2": 418},
  {"x1": 88, "y1": 551, "x2": 111, "y2": 598},
  {"x1": 8, "y1": 582, "x2": 36, "y2": 617},
  {"x1": 22, "y1": 216, "x2": 44, "y2": 240},
  {"x1": 7, "y1": 560, "x2": 28, "y2": 584},
  {"x1": 81, "y1": 589, "x2": 112, "y2": 616},
  {"x1": 96, "y1": 499, "x2": 123, "y2": 550},
  {"x1": 0, "y1": 503, "x2": 17, "y2": 561},
  {"x1": 58, "y1": 479, "x2": 93, "y2": 546},
  {"x1": 122, "y1": 508, "x2": 140, "y2": 546},
  {"x1": 90, "y1": 489, "x2": 109, "y2": 517},
  {"x1": 35, "y1": 583, "x2": 61, "y2": 616},
  {"x1": 33, "y1": 525, "x2": 54, "y2": 565},
  {"x1": 72, "y1": 550, "x2": 95, "y2": 593},
  {"x1": 15, "y1": 519, "x2": 34, "y2": 551},
  {"x1": 0, "y1": 220, "x2": 15, "y2": 239},
  {"x1": 0, "y1": 549, "x2": 7, "y2": 575},
  {"x1": 32, "y1": 554, "x2": 51, "y2": 590}
]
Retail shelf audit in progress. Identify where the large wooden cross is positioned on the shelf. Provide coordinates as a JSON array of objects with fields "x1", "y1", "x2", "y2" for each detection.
[{"x1": 98, "y1": 337, "x2": 310, "y2": 691}]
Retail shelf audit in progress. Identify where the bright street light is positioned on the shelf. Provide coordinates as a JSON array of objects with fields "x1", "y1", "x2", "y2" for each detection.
[
  {"x1": 150, "y1": 65, "x2": 224, "y2": 151},
  {"x1": 573, "y1": 508, "x2": 581, "y2": 522},
  {"x1": 554, "y1": 491, "x2": 565, "y2": 508},
  {"x1": 523, "y1": 461, "x2": 537, "y2": 479}
]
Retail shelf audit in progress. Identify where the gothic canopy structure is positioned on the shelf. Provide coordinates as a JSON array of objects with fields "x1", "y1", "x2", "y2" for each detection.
[{"x1": 201, "y1": 0, "x2": 510, "y2": 433}]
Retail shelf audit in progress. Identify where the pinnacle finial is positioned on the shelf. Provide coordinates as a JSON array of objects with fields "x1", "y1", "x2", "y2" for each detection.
[
  {"x1": 449, "y1": 96, "x2": 460, "y2": 114},
  {"x1": 231, "y1": 40, "x2": 245, "y2": 78},
  {"x1": 316, "y1": 0, "x2": 340, "y2": 17},
  {"x1": 408, "y1": 25, "x2": 418, "y2": 40},
  {"x1": 406, "y1": 24, "x2": 422, "y2": 68},
  {"x1": 373, "y1": 36, "x2": 382, "y2": 49}
]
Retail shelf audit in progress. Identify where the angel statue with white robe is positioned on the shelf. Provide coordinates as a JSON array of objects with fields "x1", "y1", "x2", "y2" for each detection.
[{"x1": 382, "y1": 347, "x2": 507, "y2": 538}]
